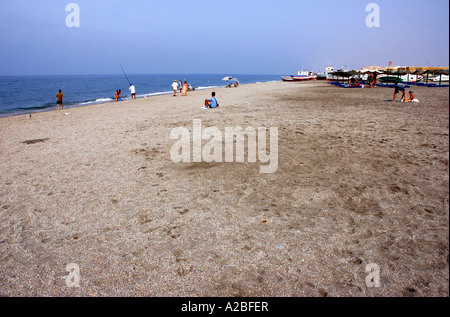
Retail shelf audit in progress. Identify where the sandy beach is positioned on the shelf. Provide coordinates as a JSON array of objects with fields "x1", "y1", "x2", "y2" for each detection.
[{"x1": 0, "y1": 81, "x2": 448, "y2": 297}]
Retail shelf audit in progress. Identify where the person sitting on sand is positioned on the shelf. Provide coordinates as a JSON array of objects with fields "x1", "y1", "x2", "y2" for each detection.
[
  {"x1": 202, "y1": 92, "x2": 219, "y2": 109},
  {"x1": 407, "y1": 90, "x2": 419, "y2": 103},
  {"x1": 393, "y1": 82, "x2": 406, "y2": 102}
]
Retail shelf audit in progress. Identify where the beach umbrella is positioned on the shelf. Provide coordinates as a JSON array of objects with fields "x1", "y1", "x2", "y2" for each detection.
[
  {"x1": 390, "y1": 70, "x2": 406, "y2": 83},
  {"x1": 423, "y1": 69, "x2": 432, "y2": 84},
  {"x1": 423, "y1": 69, "x2": 440, "y2": 84},
  {"x1": 413, "y1": 69, "x2": 423, "y2": 83},
  {"x1": 405, "y1": 69, "x2": 412, "y2": 82},
  {"x1": 330, "y1": 71, "x2": 351, "y2": 82},
  {"x1": 222, "y1": 76, "x2": 239, "y2": 84},
  {"x1": 433, "y1": 69, "x2": 448, "y2": 86}
]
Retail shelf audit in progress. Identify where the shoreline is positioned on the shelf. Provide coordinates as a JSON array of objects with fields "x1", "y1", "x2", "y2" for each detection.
[
  {"x1": 0, "y1": 82, "x2": 252, "y2": 119},
  {"x1": 0, "y1": 74, "x2": 282, "y2": 118},
  {"x1": 0, "y1": 80, "x2": 448, "y2": 297}
]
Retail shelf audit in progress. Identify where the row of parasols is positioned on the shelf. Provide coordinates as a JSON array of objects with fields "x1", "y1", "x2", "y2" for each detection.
[{"x1": 330, "y1": 69, "x2": 449, "y2": 85}]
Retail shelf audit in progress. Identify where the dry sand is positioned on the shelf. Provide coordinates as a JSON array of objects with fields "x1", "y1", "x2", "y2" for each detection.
[{"x1": 0, "y1": 81, "x2": 448, "y2": 297}]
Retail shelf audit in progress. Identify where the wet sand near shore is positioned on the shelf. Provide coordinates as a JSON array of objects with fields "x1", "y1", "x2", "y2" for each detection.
[{"x1": 0, "y1": 81, "x2": 448, "y2": 297}]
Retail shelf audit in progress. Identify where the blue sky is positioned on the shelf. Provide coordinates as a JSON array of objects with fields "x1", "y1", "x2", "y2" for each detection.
[{"x1": 0, "y1": 0, "x2": 448, "y2": 75}]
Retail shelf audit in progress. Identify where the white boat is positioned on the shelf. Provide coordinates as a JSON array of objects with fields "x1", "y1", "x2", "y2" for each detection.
[
  {"x1": 281, "y1": 70, "x2": 317, "y2": 82},
  {"x1": 316, "y1": 66, "x2": 334, "y2": 80},
  {"x1": 378, "y1": 74, "x2": 423, "y2": 83},
  {"x1": 324, "y1": 66, "x2": 335, "y2": 80}
]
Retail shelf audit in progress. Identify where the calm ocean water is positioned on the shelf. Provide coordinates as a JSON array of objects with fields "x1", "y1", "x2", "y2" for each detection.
[{"x1": 0, "y1": 74, "x2": 281, "y2": 117}]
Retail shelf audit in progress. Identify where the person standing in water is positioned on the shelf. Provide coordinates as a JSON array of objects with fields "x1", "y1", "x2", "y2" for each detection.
[{"x1": 56, "y1": 90, "x2": 64, "y2": 110}]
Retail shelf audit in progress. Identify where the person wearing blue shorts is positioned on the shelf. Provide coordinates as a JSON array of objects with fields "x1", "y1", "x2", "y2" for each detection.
[{"x1": 393, "y1": 82, "x2": 406, "y2": 102}]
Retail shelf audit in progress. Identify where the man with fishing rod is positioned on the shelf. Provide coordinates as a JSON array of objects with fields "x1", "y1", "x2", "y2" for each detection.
[{"x1": 120, "y1": 64, "x2": 137, "y2": 100}]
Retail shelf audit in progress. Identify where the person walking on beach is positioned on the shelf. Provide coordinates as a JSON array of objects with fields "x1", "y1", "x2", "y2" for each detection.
[
  {"x1": 129, "y1": 84, "x2": 136, "y2": 99},
  {"x1": 179, "y1": 80, "x2": 183, "y2": 93},
  {"x1": 203, "y1": 92, "x2": 219, "y2": 109},
  {"x1": 182, "y1": 81, "x2": 188, "y2": 96},
  {"x1": 172, "y1": 80, "x2": 179, "y2": 96},
  {"x1": 56, "y1": 90, "x2": 64, "y2": 110}
]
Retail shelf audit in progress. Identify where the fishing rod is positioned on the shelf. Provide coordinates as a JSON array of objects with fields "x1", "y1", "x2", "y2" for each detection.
[{"x1": 119, "y1": 63, "x2": 131, "y2": 85}]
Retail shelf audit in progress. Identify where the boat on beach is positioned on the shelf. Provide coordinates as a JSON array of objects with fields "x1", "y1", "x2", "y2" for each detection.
[
  {"x1": 376, "y1": 73, "x2": 424, "y2": 83},
  {"x1": 323, "y1": 65, "x2": 335, "y2": 80},
  {"x1": 281, "y1": 70, "x2": 317, "y2": 82}
]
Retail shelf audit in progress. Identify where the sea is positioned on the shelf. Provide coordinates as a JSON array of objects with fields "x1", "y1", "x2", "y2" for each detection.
[{"x1": 0, "y1": 74, "x2": 282, "y2": 117}]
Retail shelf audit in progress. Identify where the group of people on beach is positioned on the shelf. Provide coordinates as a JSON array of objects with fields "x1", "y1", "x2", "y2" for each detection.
[
  {"x1": 344, "y1": 73, "x2": 419, "y2": 103},
  {"x1": 393, "y1": 82, "x2": 418, "y2": 103},
  {"x1": 349, "y1": 73, "x2": 378, "y2": 88},
  {"x1": 170, "y1": 80, "x2": 218, "y2": 109},
  {"x1": 56, "y1": 79, "x2": 220, "y2": 111},
  {"x1": 115, "y1": 84, "x2": 136, "y2": 102},
  {"x1": 56, "y1": 75, "x2": 420, "y2": 113},
  {"x1": 171, "y1": 80, "x2": 194, "y2": 96}
]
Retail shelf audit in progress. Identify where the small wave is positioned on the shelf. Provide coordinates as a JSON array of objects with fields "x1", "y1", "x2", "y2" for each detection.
[
  {"x1": 95, "y1": 98, "x2": 114, "y2": 103},
  {"x1": 196, "y1": 85, "x2": 220, "y2": 90},
  {"x1": 0, "y1": 102, "x2": 56, "y2": 117},
  {"x1": 138, "y1": 91, "x2": 172, "y2": 98},
  {"x1": 76, "y1": 97, "x2": 114, "y2": 106},
  {"x1": 15, "y1": 102, "x2": 55, "y2": 111}
]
